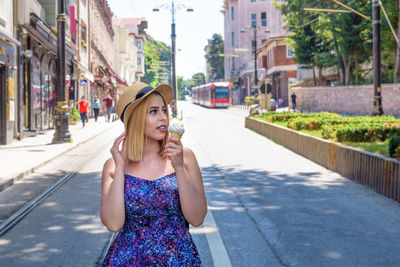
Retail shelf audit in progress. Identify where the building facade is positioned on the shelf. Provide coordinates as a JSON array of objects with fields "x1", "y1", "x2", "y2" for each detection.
[
  {"x1": 89, "y1": 0, "x2": 115, "y2": 106},
  {"x1": 0, "y1": 0, "x2": 20, "y2": 144},
  {"x1": 258, "y1": 31, "x2": 297, "y2": 106},
  {"x1": 71, "y1": 0, "x2": 94, "y2": 105},
  {"x1": 112, "y1": 18, "x2": 137, "y2": 100},
  {"x1": 0, "y1": 0, "x2": 146, "y2": 144},
  {"x1": 222, "y1": 0, "x2": 285, "y2": 104},
  {"x1": 16, "y1": 0, "x2": 75, "y2": 135},
  {"x1": 116, "y1": 18, "x2": 148, "y2": 81}
]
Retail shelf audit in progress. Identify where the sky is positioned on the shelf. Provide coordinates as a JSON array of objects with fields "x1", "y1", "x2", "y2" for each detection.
[{"x1": 107, "y1": 0, "x2": 225, "y2": 80}]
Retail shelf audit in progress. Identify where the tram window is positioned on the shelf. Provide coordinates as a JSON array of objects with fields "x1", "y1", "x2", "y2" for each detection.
[{"x1": 214, "y1": 87, "x2": 229, "y2": 99}]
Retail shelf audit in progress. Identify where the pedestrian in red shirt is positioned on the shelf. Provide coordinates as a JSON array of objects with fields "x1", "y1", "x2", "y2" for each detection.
[
  {"x1": 103, "y1": 93, "x2": 114, "y2": 122},
  {"x1": 77, "y1": 95, "x2": 90, "y2": 127}
]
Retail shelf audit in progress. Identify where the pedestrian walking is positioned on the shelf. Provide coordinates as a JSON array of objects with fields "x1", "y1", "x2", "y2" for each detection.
[
  {"x1": 92, "y1": 95, "x2": 101, "y2": 122},
  {"x1": 77, "y1": 95, "x2": 89, "y2": 127},
  {"x1": 103, "y1": 92, "x2": 114, "y2": 122},
  {"x1": 100, "y1": 82, "x2": 206, "y2": 266},
  {"x1": 291, "y1": 91, "x2": 297, "y2": 111}
]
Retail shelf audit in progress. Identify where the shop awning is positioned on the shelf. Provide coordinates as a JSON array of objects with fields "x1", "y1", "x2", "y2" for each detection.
[{"x1": 106, "y1": 68, "x2": 129, "y2": 87}]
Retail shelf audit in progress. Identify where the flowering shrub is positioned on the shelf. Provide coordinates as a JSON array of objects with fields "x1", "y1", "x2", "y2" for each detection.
[
  {"x1": 259, "y1": 112, "x2": 400, "y2": 143},
  {"x1": 81, "y1": 40, "x2": 88, "y2": 48},
  {"x1": 389, "y1": 135, "x2": 400, "y2": 157}
]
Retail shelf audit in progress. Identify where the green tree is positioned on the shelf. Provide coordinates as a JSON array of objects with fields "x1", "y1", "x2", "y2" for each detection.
[
  {"x1": 191, "y1": 72, "x2": 206, "y2": 86},
  {"x1": 277, "y1": 0, "x2": 372, "y2": 85},
  {"x1": 177, "y1": 76, "x2": 190, "y2": 100},
  {"x1": 204, "y1": 33, "x2": 224, "y2": 81},
  {"x1": 142, "y1": 35, "x2": 170, "y2": 87},
  {"x1": 380, "y1": 0, "x2": 400, "y2": 82}
]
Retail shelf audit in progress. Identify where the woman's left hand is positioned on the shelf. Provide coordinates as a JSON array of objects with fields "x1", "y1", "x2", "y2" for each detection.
[{"x1": 163, "y1": 137, "x2": 184, "y2": 170}]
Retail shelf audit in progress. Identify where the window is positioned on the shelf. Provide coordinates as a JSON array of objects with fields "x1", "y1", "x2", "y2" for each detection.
[
  {"x1": 214, "y1": 87, "x2": 230, "y2": 99},
  {"x1": 231, "y1": 32, "x2": 234, "y2": 46},
  {"x1": 231, "y1": 7, "x2": 234, "y2": 20},
  {"x1": 81, "y1": 23, "x2": 87, "y2": 42},
  {"x1": 251, "y1": 14, "x2": 256, "y2": 28},
  {"x1": 71, "y1": 19, "x2": 77, "y2": 44},
  {"x1": 261, "y1": 39, "x2": 266, "y2": 45},
  {"x1": 251, "y1": 0, "x2": 256, "y2": 2},
  {"x1": 261, "y1": 12, "x2": 267, "y2": 27},
  {"x1": 138, "y1": 57, "x2": 141, "y2": 65},
  {"x1": 136, "y1": 41, "x2": 141, "y2": 49},
  {"x1": 232, "y1": 57, "x2": 235, "y2": 70},
  {"x1": 287, "y1": 45, "x2": 294, "y2": 58}
]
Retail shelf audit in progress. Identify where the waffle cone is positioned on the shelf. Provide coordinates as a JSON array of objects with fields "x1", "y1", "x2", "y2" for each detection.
[{"x1": 169, "y1": 131, "x2": 182, "y2": 140}]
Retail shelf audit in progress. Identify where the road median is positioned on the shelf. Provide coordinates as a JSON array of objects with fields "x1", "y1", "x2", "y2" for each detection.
[{"x1": 245, "y1": 116, "x2": 400, "y2": 202}]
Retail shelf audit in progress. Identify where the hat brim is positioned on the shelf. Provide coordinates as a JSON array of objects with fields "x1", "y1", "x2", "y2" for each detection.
[{"x1": 123, "y1": 84, "x2": 173, "y2": 130}]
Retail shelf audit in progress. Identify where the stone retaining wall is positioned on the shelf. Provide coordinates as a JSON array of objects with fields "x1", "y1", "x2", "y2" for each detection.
[
  {"x1": 291, "y1": 84, "x2": 400, "y2": 116},
  {"x1": 246, "y1": 117, "x2": 400, "y2": 201}
]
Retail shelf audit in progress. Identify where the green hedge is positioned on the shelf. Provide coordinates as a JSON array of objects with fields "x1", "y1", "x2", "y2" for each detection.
[{"x1": 259, "y1": 112, "x2": 400, "y2": 143}]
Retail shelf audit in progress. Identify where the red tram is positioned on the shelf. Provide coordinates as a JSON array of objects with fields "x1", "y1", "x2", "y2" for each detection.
[{"x1": 191, "y1": 82, "x2": 231, "y2": 108}]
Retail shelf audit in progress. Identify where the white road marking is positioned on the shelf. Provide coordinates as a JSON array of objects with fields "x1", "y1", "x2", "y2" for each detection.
[{"x1": 203, "y1": 208, "x2": 232, "y2": 267}]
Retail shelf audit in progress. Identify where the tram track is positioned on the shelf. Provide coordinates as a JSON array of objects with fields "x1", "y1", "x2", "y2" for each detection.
[{"x1": 0, "y1": 125, "x2": 120, "y2": 237}]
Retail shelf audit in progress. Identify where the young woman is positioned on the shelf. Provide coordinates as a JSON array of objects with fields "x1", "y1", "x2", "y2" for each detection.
[{"x1": 100, "y1": 82, "x2": 207, "y2": 266}]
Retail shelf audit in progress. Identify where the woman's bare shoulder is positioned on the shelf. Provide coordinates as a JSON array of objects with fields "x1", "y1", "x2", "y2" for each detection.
[
  {"x1": 183, "y1": 147, "x2": 195, "y2": 158},
  {"x1": 102, "y1": 158, "x2": 115, "y2": 179},
  {"x1": 183, "y1": 147, "x2": 198, "y2": 167}
]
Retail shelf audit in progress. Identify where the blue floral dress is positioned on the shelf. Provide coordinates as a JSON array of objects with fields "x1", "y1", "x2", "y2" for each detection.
[{"x1": 101, "y1": 172, "x2": 201, "y2": 266}]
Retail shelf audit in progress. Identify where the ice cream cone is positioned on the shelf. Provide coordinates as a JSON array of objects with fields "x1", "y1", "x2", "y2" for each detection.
[{"x1": 169, "y1": 131, "x2": 182, "y2": 140}]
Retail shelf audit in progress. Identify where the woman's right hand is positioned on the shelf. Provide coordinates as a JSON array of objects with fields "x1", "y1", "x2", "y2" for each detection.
[{"x1": 110, "y1": 132, "x2": 126, "y2": 169}]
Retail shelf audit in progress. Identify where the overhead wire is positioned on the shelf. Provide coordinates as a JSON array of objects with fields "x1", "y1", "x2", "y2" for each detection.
[
  {"x1": 379, "y1": 0, "x2": 400, "y2": 46},
  {"x1": 288, "y1": 1, "x2": 335, "y2": 32},
  {"x1": 330, "y1": 0, "x2": 371, "y2": 21}
]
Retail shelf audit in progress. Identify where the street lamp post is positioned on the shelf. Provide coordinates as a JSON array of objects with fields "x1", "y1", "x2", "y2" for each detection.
[
  {"x1": 372, "y1": 0, "x2": 383, "y2": 115},
  {"x1": 153, "y1": 1, "x2": 193, "y2": 118},
  {"x1": 53, "y1": 0, "x2": 71, "y2": 143},
  {"x1": 240, "y1": 27, "x2": 263, "y2": 95}
]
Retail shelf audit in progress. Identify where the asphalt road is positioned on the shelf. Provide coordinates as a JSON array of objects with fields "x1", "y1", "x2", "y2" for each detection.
[
  {"x1": 181, "y1": 101, "x2": 400, "y2": 267},
  {"x1": 0, "y1": 101, "x2": 400, "y2": 266}
]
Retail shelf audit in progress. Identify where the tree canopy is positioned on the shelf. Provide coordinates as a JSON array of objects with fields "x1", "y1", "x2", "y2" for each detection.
[
  {"x1": 142, "y1": 35, "x2": 170, "y2": 87},
  {"x1": 204, "y1": 33, "x2": 224, "y2": 81},
  {"x1": 276, "y1": 0, "x2": 399, "y2": 85}
]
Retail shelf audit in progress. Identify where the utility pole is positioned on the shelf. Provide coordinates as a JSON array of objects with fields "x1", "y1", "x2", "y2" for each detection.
[
  {"x1": 372, "y1": 0, "x2": 383, "y2": 115},
  {"x1": 171, "y1": 1, "x2": 177, "y2": 118},
  {"x1": 253, "y1": 27, "x2": 258, "y2": 92},
  {"x1": 53, "y1": 0, "x2": 71, "y2": 143}
]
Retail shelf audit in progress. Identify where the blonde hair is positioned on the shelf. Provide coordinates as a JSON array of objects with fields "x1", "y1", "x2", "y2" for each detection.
[{"x1": 126, "y1": 92, "x2": 169, "y2": 162}]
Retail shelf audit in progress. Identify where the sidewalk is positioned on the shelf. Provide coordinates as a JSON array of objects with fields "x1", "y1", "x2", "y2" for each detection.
[{"x1": 0, "y1": 116, "x2": 118, "y2": 192}]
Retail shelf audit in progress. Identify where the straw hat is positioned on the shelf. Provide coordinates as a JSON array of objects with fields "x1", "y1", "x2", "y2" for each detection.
[{"x1": 116, "y1": 82, "x2": 173, "y2": 128}]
